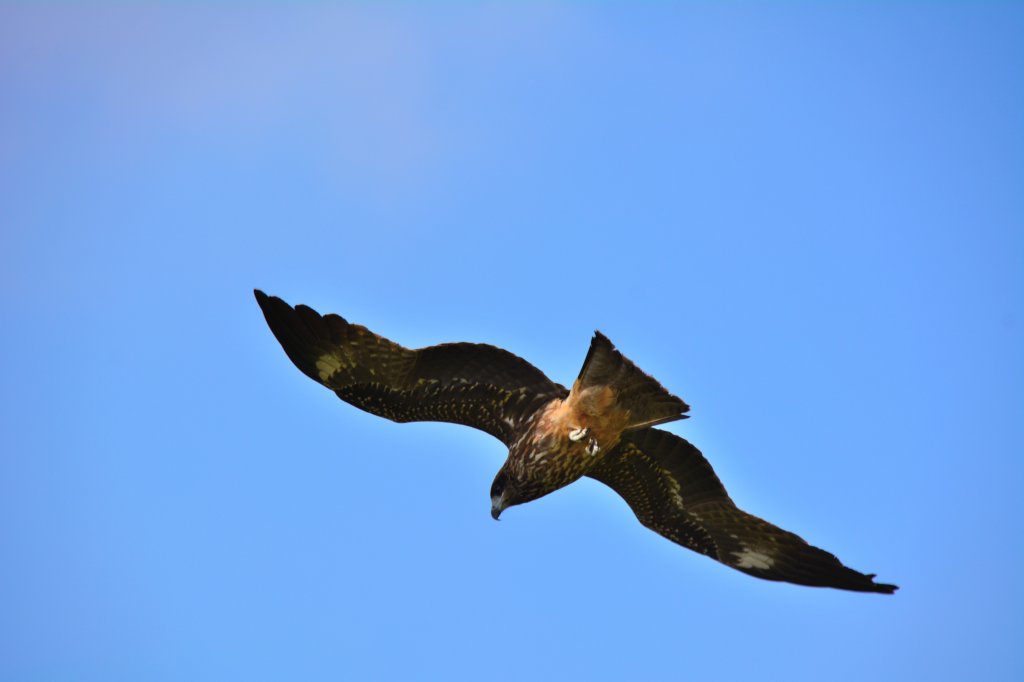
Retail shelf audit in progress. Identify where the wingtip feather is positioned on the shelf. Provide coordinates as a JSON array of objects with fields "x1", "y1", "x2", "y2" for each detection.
[
  {"x1": 253, "y1": 288, "x2": 273, "y2": 308},
  {"x1": 871, "y1": 581, "x2": 899, "y2": 595},
  {"x1": 858, "y1": 572, "x2": 898, "y2": 594}
]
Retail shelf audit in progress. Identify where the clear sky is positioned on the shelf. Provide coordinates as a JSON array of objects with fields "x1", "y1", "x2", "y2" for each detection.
[{"x1": 1, "y1": 4, "x2": 1022, "y2": 681}]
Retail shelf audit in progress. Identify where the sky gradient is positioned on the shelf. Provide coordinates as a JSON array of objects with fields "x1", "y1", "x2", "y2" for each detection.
[{"x1": 1, "y1": 4, "x2": 1022, "y2": 681}]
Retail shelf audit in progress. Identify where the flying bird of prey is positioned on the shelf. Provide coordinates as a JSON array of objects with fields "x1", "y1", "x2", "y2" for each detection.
[{"x1": 254, "y1": 290, "x2": 897, "y2": 594}]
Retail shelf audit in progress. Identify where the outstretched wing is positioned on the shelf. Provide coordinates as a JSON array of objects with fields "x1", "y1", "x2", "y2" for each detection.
[
  {"x1": 586, "y1": 428, "x2": 897, "y2": 593},
  {"x1": 254, "y1": 291, "x2": 566, "y2": 446}
]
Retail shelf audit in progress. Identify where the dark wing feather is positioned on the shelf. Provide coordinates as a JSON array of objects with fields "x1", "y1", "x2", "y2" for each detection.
[
  {"x1": 587, "y1": 428, "x2": 897, "y2": 594},
  {"x1": 254, "y1": 290, "x2": 566, "y2": 445}
]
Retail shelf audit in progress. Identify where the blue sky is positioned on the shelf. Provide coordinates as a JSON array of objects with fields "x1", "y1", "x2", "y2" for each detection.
[{"x1": 1, "y1": 4, "x2": 1022, "y2": 681}]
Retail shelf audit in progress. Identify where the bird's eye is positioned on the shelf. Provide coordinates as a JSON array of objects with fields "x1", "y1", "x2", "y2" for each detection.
[{"x1": 491, "y1": 474, "x2": 507, "y2": 497}]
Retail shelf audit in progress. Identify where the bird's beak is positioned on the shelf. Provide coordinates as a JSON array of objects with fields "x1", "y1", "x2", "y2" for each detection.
[{"x1": 491, "y1": 494, "x2": 505, "y2": 521}]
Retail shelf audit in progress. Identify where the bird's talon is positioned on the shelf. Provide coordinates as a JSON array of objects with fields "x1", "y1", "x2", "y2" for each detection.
[{"x1": 568, "y1": 426, "x2": 589, "y2": 442}]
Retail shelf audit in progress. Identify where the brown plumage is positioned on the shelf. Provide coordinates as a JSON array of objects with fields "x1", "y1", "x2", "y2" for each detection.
[{"x1": 254, "y1": 290, "x2": 897, "y2": 594}]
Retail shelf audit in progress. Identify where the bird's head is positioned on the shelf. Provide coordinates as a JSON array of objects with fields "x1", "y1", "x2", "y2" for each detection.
[
  {"x1": 490, "y1": 466, "x2": 544, "y2": 520},
  {"x1": 490, "y1": 468, "x2": 515, "y2": 520},
  {"x1": 490, "y1": 437, "x2": 571, "y2": 519}
]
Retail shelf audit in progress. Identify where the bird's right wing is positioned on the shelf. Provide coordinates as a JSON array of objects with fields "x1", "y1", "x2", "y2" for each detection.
[
  {"x1": 254, "y1": 291, "x2": 567, "y2": 446},
  {"x1": 586, "y1": 428, "x2": 897, "y2": 593}
]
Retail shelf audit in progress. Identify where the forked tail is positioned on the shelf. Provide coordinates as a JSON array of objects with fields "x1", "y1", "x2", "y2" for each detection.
[{"x1": 574, "y1": 332, "x2": 689, "y2": 431}]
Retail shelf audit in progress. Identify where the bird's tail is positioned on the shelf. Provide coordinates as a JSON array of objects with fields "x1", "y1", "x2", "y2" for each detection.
[{"x1": 573, "y1": 332, "x2": 689, "y2": 431}]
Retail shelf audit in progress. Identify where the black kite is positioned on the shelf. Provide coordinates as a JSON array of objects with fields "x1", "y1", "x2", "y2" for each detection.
[{"x1": 255, "y1": 290, "x2": 896, "y2": 594}]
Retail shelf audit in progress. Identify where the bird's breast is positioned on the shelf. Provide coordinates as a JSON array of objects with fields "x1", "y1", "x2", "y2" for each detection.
[{"x1": 509, "y1": 397, "x2": 623, "y2": 488}]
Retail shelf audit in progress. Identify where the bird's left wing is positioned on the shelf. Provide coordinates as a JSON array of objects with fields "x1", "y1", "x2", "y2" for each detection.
[
  {"x1": 586, "y1": 428, "x2": 897, "y2": 593},
  {"x1": 255, "y1": 290, "x2": 567, "y2": 446}
]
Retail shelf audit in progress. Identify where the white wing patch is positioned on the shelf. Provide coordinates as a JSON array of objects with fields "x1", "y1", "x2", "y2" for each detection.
[
  {"x1": 732, "y1": 548, "x2": 775, "y2": 570},
  {"x1": 315, "y1": 353, "x2": 344, "y2": 382}
]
